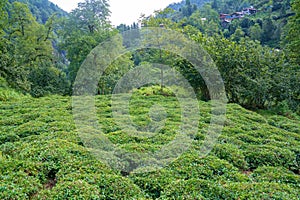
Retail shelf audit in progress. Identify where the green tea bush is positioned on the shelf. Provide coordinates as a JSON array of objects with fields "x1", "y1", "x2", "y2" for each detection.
[
  {"x1": 0, "y1": 159, "x2": 45, "y2": 199},
  {"x1": 41, "y1": 174, "x2": 145, "y2": 200},
  {"x1": 251, "y1": 166, "x2": 300, "y2": 186},
  {"x1": 234, "y1": 134, "x2": 262, "y2": 145},
  {"x1": 0, "y1": 91, "x2": 299, "y2": 199},
  {"x1": 160, "y1": 179, "x2": 234, "y2": 199},
  {"x1": 35, "y1": 180, "x2": 103, "y2": 200},
  {"x1": 0, "y1": 133, "x2": 20, "y2": 145},
  {"x1": 224, "y1": 182, "x2": 300, "y2": 200},
  {"x1": 161, "y1": 179, "x2": 300, "y2": 200},
  {"x1": 167, "y1": 154, "x2": 240, "y2": 181},
  {"x1": 244, "y1": 145, "x2": 297, "y2": 169},
  {"x1": 267, "y1": 115, "x2": 300, "y2": 134},
  {"x1": 212, "y1": 143, "x2": 248, "y2": 170},
  {"x1": 262, "y1": 135, "x2": 300, "y2": 157},
  {"x1": 217, "y1": 135, "x2": 246, "y2": 146},
  {"x1": 132, "y1": 85, "x2": 176, "y2": 97},
  {"x1": 0, "y1": 88, "x2": 23, "y2": 101},
  {"x1": 130, "y1": 169, "x2": 179, "y2": 199},
  {"x1": 0, "y1": 171, "x2": 42, "y2": 199},
  {"x1": 15, "y1": 121, "x2": 47, "y2": 138}
]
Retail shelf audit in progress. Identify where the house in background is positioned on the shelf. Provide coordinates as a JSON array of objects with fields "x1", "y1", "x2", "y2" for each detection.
[
  {"x1": 242, "y1": 6, "x2": 258, "y2": 15},
  {"x1": 220, "y1": 13, "x2": 229, "y2": 20},
  {"x1": 220, "y1": 6, "x2": 258, "y2": 27},
  {"x1": 231, "y1": 12, "x2": 244, "y2": 19}
]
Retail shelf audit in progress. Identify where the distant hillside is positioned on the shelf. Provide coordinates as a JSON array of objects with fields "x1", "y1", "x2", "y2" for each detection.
[
  {"x1": 8, "y1": 0, "x2": 67, "y2": 24},
  {"x1": 168, "y1": 0, "x2": 211, "y2": 11}
]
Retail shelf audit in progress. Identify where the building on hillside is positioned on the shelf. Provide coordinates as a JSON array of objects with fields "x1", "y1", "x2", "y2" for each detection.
[
  {"x1": 220, "y1": 13, "x2": 229, "y2": 20},
  {"x1": 231, "y1": 12, "x2": 244, "y2": 19},
  {"x1": 242, "y1": 7, "x2": 257, "y2": 15},
  {"x1": 219, "y1": 6, "x2": 257, "y2": 27}
]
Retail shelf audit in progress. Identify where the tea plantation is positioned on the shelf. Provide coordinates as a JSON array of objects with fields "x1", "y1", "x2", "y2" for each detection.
[{"x1": 0, "y1": 88, "x2": 299, "y2": 199}]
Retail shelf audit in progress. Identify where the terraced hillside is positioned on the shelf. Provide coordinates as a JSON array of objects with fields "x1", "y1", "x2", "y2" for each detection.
[{"x1": 0, "y1": 87, "x2": 299, "y2": 199}]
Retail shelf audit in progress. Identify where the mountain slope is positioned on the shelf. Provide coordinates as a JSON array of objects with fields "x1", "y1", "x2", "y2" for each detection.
[
  {"x1": 8, "y1": 0, "x2": 67, "y2": 23},
  {"x1": 168, "y1": 0, "x2": 211, "y2": 11}
]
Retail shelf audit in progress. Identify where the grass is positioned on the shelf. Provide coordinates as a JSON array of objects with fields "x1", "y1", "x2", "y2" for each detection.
[{"x1": 0, "y1": 87, "x2": 299, "y2": 199}]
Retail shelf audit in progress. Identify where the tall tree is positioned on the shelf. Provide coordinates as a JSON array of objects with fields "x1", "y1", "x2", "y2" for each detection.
[
  {"x1": 285, "y1": 0, "x2": 300, "y2": 65},
  {"x1": 0, "y1": 0, "x2": 8, "y2": 78},
  {"x1": 249, "y1": 23, "x2": 262, "y2": 42},
  {"x1": 262, "y1": 18, "x2": 275, "y2": 45},
  {"x1": 1, "y1": 2, "x2": 69, "y2": 96},
  {"x1": 58, "y1": 0, "x2": 113, "y2": 84},
  {"x1": 4, "y1": 2, "x2": 47, "y2": 91}
]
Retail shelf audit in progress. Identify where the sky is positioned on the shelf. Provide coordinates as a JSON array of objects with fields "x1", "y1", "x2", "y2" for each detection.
[{"x1": 49, "y1": 0, "x2": 182, "y2": 26}]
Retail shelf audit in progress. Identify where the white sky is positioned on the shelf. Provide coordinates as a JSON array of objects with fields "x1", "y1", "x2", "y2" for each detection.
[{"x1": 49, "y1": 0, "x2": 182, "y2": 26}]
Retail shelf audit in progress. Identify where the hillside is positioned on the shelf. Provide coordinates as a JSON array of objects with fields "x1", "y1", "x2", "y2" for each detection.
[
  {"x1": 168, "y1": 0, "x2": 211, "y2": 11},
  {"x1": 8, "y1": 0, "x2": 67, "y2": 23},
  {"x1": 0, "y1": 0, "x2": 299, "y2": 198},
  {"x1": 0, "y1": 87, "x2": 299, "y2": 199},
  {"x1": 164, "y1": 0, "x2": 294, "y2": 48}
]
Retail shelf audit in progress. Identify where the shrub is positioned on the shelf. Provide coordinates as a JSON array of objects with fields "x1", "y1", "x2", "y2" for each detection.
[
  {"x1": 0, "y1": 160, "x2": 44, "y2": 199},
  {"x1": 212, "y1": 143, "x2": 248, "y2": 170},
  {"x1": 167, "y1": 154, "x2": 240, "y2": 181},
  {"x1": 49, "y1": 173, "x2": 145, "y2": 200},
  {"x1": 244, "y1": 145, "x2": 297, "y2": 169},
  {"x1": 224, "y1": 182, "x2": 300, "y2": 200},
  {"x1": 35, "y1": 180, "x2": 102, "y2": 200},
  {"x1": 132, "y1": 85, "x2": 176, "y2": 97},
  {"x1": 0, "y1": 171, "x2": 42, "y2": 199},
  {"x1": 0, "y1": 91, "x2": 299, "y2": 199},
  {"x1": 272, "y1": 100, "x2": 293, "y2": 116},
  {"x1": 161, "y1": 179, "x2": 235, "y2": 199},
  {"x1": 0, "y1": 88, "x2": 23, "y2": 102},
  {"x1": 251, "y1": 166, "x2": 300, "y2": 186},
  {"x1": 0, "y1": 133, "x2": 20, "y2": 145},
  {"x1": 130, "y1": 169, "x2": 177, "y2": 199},
  {"x1": 161, "y1": 179, "x2": 300, "y2": 200}
]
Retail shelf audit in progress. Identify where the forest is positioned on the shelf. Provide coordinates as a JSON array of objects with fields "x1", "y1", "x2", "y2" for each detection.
[{"x1": 0, "y1": 0, "x2": 299, "y2": 199}]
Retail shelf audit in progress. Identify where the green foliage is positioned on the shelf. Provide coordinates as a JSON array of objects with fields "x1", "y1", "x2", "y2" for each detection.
[
  {"x1": 192, "y1": 33, "x2": 296, "y2": 110},
  {"x1": 0, "y1": 92, "x2": 299, "y2": 198},
  {"x1": 0, "y1": 1, "x2": 69, "y2": 97},
  {"x1": 132, "y1": 85, "x2": 176, "y2": 97},
  {"x1": 0, "y1": 77, "x2": 24, "y2": 101},
  {"x1": 244, "y1": 145, "x2": 297, "y2": 169},
  {"x1": 161, "y1": 178, "x2": 300, "y2": 199},
  {"x1": 212, "y1": 143, "x2": 248, "y2": 170},
  {"x1": 57, "y1": 0, "x2": 114, "y2": 85},
  {"x1": 0, "y1": 0, "x2": 299, "y2": 198},
  {"x1": 284, "y1": 0, "x2": 300, "y2": 64},
  {"x1": 8, "y1": 0, "x2": 67, "y2": 24},
  {"x1": 251, "y1": 166, "x2": 300, "y2": 186}
]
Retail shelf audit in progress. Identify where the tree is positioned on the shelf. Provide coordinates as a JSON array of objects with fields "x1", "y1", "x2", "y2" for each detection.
[
  {"x1": 58, "y1": 0, "x2": 113, "y2": 84},
  {"x1": 212, "y1": 0, "x2": 218, "y2": 10},
  {"x1": 73, "y1": 0, "x2": 110, "y2": 33},
  {"x1": 4, "y1": 2, "x2": 49, "y2": 91},
  {"x1": 284, "y1": 0, "x2": 300, "y2": 65},
  {"x1": 283, "y1": 0, "x2": 300, "y2": 111},
  {"x1": 249, "y1": 23, "x2": 262, "y2": 42},
  {"x1": 261, "y1": 18, "x2": 275, "y2": 45},
  {"x1": 0, "y1": 0, "x2": 8, "y2": 79},
  {"x1": 1, "y1": 2, "x2": 69, "y2": 96},
  {"x1": 230, "y1": 27, "x2": 245, "y2": 42},
  {"x1": 180, "y1": 0, "x2": 197, "y2": 17}
]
